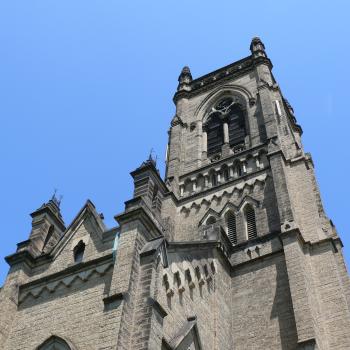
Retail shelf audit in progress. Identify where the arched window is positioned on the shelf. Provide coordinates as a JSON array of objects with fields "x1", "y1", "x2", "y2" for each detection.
[
  {"x1": 73, "y1": 240, "x2": 85, "y2": 263},
  {"x1": 235, "y1": 162, "x2": 242, "y2": 177},
  {"x1": 226, "y1": 212, "x2": 237, "y2": 245},
  {"x1": 245, "y1": 205, "x2": 257, "y2": 240},
  {"x1": 227, "y1": 104, "x2": 246, "y2": 147},
  {"x1": 222, "y1": 166, "x2": 229, "y2": 182},
  {"x1": 206, "y1": 114, "x2": 224, "y2": 156},
  {"x1": 37, "y1": 335, "x2": 72, "y2": 350}
]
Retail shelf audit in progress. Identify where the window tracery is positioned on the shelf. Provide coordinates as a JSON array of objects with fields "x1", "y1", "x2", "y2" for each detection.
[{"x1": 204, "y1": 96, "x2": 246, "y2": 157}]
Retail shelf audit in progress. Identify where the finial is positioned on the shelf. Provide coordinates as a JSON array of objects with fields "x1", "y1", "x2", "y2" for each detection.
[
  {"x1": 177, "y1": 66, "x2": 192, "y2": 92},
  {"x1": 250, "y1": 37, "x2": 267, "y2": 58},
  {"x1": 148, "y1": 148, "x2": 157, "y2": 166},
  {"x1": 51, "y1": 188, "x2": 62, "y2": 208}
]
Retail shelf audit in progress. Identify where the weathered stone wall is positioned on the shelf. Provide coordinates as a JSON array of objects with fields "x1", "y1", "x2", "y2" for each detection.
[
  {"x1": 159, "y1": 247, "x2": 232, "y2": 350},
  {"x1": 3, "y1": 270, "x2": 120, "y2": 350},
  {"x1": 231, "y1": 252, "x2": 298, "y2": 349},
  {"x1": 170, "y1": 174, "x2": 280, "y2": 242}
]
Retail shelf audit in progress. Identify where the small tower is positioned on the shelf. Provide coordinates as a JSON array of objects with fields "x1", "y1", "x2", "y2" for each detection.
[
  {"x1": 20, "y1": 194, "x2": 66, "y2": 256},
  {"x1": 129, "y1": 154, "x2": 167, "y2": 217}
]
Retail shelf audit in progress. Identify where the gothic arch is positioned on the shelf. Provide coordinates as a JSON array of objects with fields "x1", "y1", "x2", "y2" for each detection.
[
  {"x1": 194, "y1": 84, "x2": 253, "y2": 122},
  {"x1": 37, "y1": 335, "x2": 77, "y2": 350},
  {"x1": 198, "y1": 87, "x2": 253, "y2": 155}
]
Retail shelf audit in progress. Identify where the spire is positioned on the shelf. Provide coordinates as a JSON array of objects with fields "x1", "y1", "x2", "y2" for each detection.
[
  {"x1": 250, "y1": 37, "x2": 267, "y2": 58},
  {"x1": 177, "y1": 66, "x2": 192, "y2": 92}
]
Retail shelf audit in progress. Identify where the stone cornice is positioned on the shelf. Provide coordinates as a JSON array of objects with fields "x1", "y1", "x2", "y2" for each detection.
[
  {"x1": 173, "y1": 55, "x2": 272, "y2": 103},
  {"x1": 179, "y1": 170, "x2": 269, "y2": 207}
]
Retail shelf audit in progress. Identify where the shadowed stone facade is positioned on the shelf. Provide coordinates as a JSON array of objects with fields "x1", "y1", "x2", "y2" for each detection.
[{"x1": 1, "y1": 38, "x2": 350, "y2": 350}]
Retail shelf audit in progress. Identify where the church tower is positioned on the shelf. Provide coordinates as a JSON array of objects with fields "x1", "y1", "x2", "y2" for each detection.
[{"x1": 0, "y1": 38, "x2": 349, "y2": 350}]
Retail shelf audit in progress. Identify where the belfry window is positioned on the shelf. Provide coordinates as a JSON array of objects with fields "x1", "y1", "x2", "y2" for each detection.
[
  {"x1": 228, "y1": 104, "x2": 246, "y2": 147},
  {"x1": 204, "y1": 97, "x2": 246, "y2": 156},
  {"x1": 245, "y1": 205, "x2": 257, "y2": 240},
  {"x1": 206, "y1": 114, "x2": 224, "y2": 156},
  {"x1": 73, "y1": 240, "x2": 85, "y2": 263},
  {"x1": 226, "y1": 212, "x2": 237, "y2": 245}
]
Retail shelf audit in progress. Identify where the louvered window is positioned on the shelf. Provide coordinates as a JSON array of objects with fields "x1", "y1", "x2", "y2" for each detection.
[
  {"x1": 207, "y1": 114, "x2": 224, "y2": 156},
  {"x1": 226, "y1": 212, "x2": 237, "y2": 245},
  {"x1": 245, "y1": 205, "x2": 257, "y2": 240},
  {"x1": 228, "y1": 105, "x2": 246, "y2": 147}
]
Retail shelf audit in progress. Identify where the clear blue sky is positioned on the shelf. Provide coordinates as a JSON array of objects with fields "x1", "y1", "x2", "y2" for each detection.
[{"x1": 0, "y1": 1, "x2": 349, "y2": 285}]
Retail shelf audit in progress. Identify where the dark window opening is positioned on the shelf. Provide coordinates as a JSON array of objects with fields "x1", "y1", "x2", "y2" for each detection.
[
  {"x1": 245, "y1": 205, "x2": 257, "y2": 240},
  {"x1": 73, "y1": 240, "x2": 85, "y2": 263},
  {"x1": 207, "y1": 114, "x2": 224, "y2": 156},
  {"x1": 228, "y1": 105, "x2": 246, "y2": 147},
  {"x1": 211, "y1": 173, "x2": 217, "y2": 187},
  {"x1": 226, "y1": 212, "x2": 237, "y2": 245},
  {"x1": 223, "y1": 167, "x2": 229, "y2": 181}
]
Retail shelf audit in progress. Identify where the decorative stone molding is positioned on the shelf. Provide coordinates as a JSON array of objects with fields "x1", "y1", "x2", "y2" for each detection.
[
  {"x1": 180, "y1": 174, "x2": 267, "y2": 214},
  {"x1": 19, "y1": 261, "x2": 113, "y2": 304},
  {"x1": 162, "y1": 259, "x2": 217, "y2": 297}
]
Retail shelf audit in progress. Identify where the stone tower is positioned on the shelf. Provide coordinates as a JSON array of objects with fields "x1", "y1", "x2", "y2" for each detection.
[{"x1": 1, "y1": 38, "x2": 350, "y2": 350}]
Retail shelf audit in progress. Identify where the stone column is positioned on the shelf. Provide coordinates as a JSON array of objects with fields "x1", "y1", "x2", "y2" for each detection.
[
  {"x1": 223, "y1": 122, "x2": 229, "y2": 144},
  {"x1": 180, "y1": 185, "x2": 184, "y2": 197}
]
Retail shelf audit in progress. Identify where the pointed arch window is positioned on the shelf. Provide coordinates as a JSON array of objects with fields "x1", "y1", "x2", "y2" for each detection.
[
  {"x1": 226, "y1": 212, "x2": 237, "y2": 245},
  {"x1": 222, "y1": 166, "x2": 229, "y2": 182},
  {"x1": 204, "y1": 97, "x2": 247, "y2": 157},
  {"x1": 245, "y1": 205, "x2": 257, "y2": 240},
  {"x1": 37, "y1": 335, "x2": 72, "y2": 350},
  {"x1": 73, "y1": 240, "x2": 85, "y2": 263}
]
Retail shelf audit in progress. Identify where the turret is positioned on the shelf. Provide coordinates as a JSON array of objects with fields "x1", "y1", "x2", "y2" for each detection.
[
  {"x1": 18, "y1": 194, "x2": 66, "y2": 256},
  {"x1": 128, "y1": 155, "x2": 168, "y2": 217}
]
